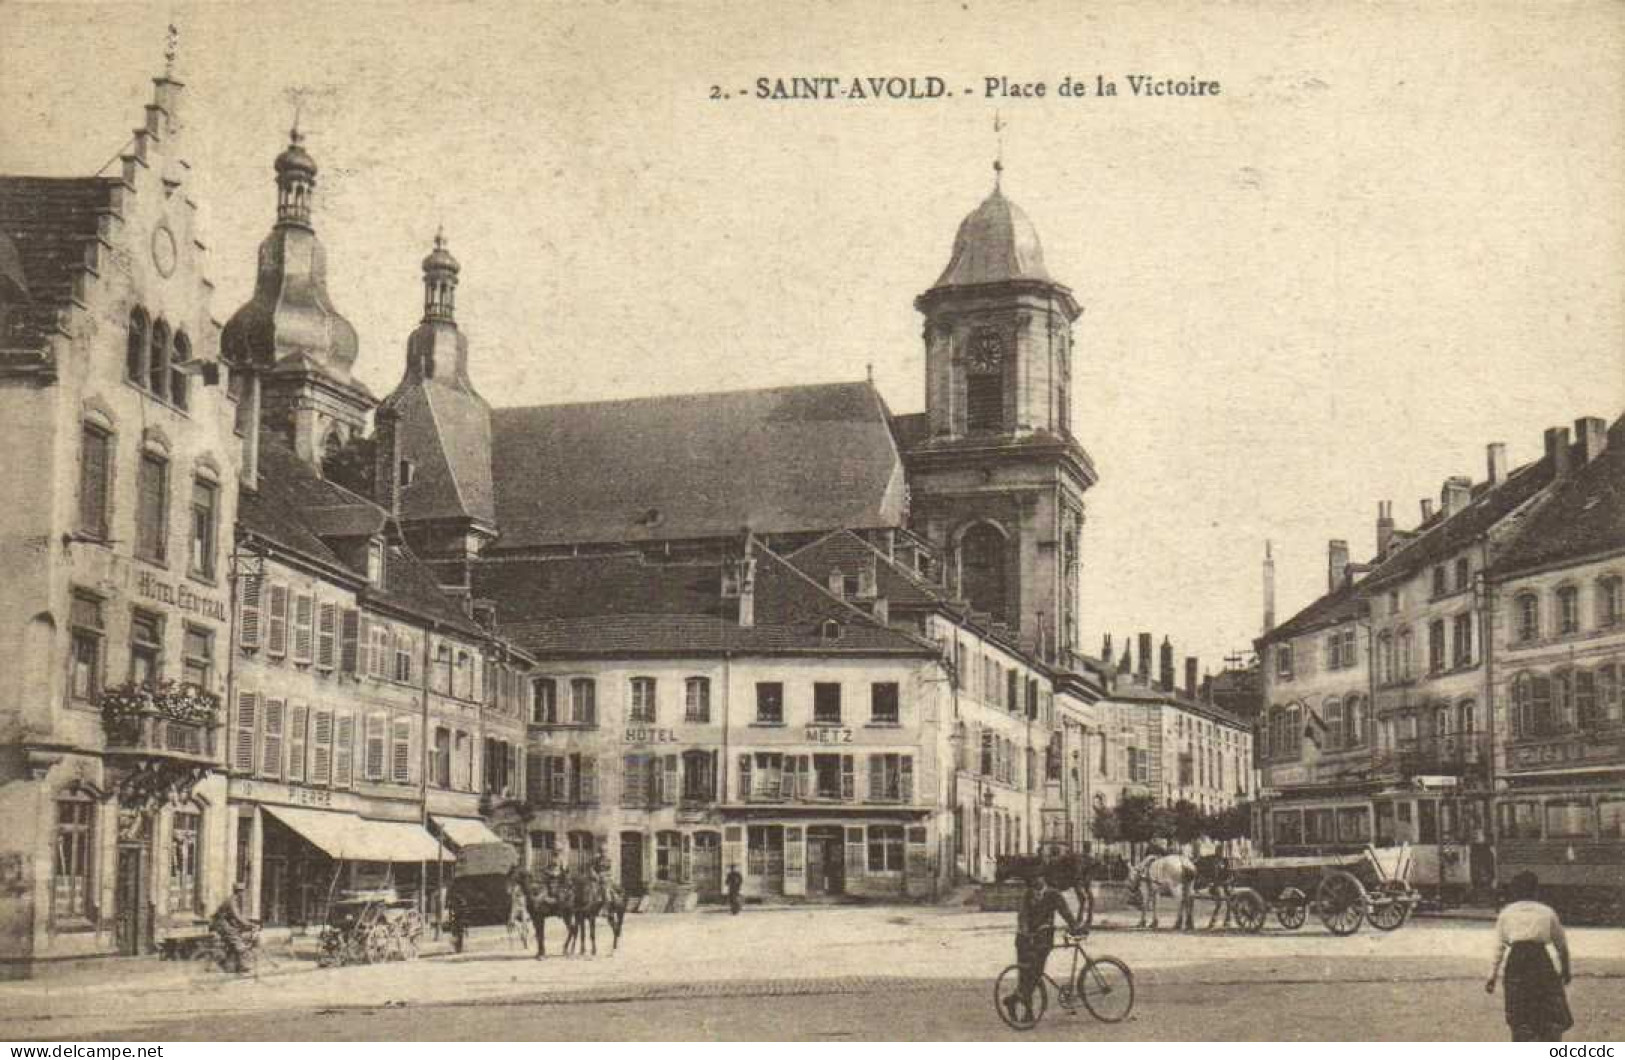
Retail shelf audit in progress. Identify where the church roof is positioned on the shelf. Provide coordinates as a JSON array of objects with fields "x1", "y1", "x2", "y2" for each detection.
[
  {"x1": 488, "y1": 381, "x2": 907, "y2": 550},
  {"x1": 931, "y1": 186, "x2": 1053, "y2": 290},
  {"x1": 385, "y1": 375, "x2": 496, "y2": 528},
  {"x1": 0, "y1": 176, "x2": 119, "y2": 349}
]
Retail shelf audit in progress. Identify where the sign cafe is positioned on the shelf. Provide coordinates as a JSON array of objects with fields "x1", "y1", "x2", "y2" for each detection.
[{"x1": 133, "y1": 568, "x2": 227, "y2": 623}]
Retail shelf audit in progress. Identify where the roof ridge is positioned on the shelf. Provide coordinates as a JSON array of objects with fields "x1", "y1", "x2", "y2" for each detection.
[
  {"x1": 491, "y1": 378, "x2": 872, "y2": 417},
  {"x1": 753, "y1": 541, "x2": 938, "y2": 655}
]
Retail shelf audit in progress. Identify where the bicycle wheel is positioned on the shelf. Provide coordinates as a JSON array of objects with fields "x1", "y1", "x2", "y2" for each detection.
[
  {"x1": 1077, "y1": 956, "x2": 1134, "y2": 1023},
  {"x1": 994, "y1": 964, "x2": 1048, "y2": 1031}
]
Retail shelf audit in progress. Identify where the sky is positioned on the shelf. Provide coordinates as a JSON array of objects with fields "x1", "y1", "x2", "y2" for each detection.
[{"x1": 3, "y1": 1, "x2": 1622, "y2": 674}]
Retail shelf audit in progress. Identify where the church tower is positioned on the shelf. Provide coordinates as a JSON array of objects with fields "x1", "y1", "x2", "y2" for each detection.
[
  {"x1": 904, "y1": 169, "x2": 1097, "y2": 660},
  {"x1": 222, "y1": 127, "x2": 371, "y2": 482},
  {"x1": 374, "y1": 230, "x2": 497, "y2": 596}
]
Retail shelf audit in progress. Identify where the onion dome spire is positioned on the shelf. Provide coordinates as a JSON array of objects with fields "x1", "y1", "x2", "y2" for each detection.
[
  {"x1": 274, "y1": 121, "x2": 317, "y2": 228},
  {"x1": 422, "y1": 225, "x2": 460, "y2": 322}
]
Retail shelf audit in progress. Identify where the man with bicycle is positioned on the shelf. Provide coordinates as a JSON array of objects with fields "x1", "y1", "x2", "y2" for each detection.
[{"x1": 1004, "y1": 869, "x2": 1085, "y2": 1026}]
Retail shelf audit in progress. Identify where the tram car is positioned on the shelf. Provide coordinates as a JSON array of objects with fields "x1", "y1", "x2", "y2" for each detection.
[{"x1": 1493, "y1": 787, "x2": 1625, "y2": 924}]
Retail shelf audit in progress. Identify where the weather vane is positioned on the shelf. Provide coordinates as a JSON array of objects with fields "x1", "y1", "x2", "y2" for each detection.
[
  {"x1": 164, "y1": 23, "x2": 179, "y2": 76},
  {"x1": 993, "y1": 111, "x2": 1006, "y2": 186}
]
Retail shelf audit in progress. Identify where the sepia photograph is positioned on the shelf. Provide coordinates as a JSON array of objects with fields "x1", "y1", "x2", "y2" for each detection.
[{"x1": 0, "y1": 0, "x2": 1621, "y2": 1044}]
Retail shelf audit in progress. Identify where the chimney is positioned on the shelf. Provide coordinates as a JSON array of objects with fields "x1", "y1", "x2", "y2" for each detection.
[
  {"x1": 1101, "y1": 633, "x2": 1114, "y2": 668},
  {"x1": 1138, "y1": 633, "x2": 1153, "y2": 684},
  {"x1": 1486, "y1": 443, "x2": 1508, "y2": 486},
  {"x1": 1159, "y1": 637, "x2": 1175, "y2": 692},
  {"x1": 736, "y1": 540, "x2": 758, "y2": 628},
  {"x1": 1544, "y1": 426, "x2": 1573, "y2": 478},
  {"x1": 372, "y1": 405, "x2": 402, "y2": 516},
  {"x1": 1376, "y1": 502, "x2": 1394, "y2": 559},
  {"x1": 1574, "y1": 416, "x2": 1608, "y2": 465},
  {"x1": 1117, "y1": 640, "x2": 1132, "y2": 675},
  {"x1": 1327, "y1": 539, "x2": 1349, "y2": 593},
  {"x1": 1185, "y1": 657, "x2": 1199, "y2": 700},
  {"x1": 1263, "y1": 541, "x2": 1276, "y2": 634},
  {"x1": 1420, "y1": 497, "x2": 1435, "y2": 522},
  {"x1": 1441, "y1": 476, "x2": 1472, "y2": 519}
]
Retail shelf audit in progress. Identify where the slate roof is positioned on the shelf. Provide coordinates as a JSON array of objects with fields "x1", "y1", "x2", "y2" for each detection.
[
  {"x1": 0, "y1": 176, "x2": 118, "y2": 349},
  {"x1": 476, "y1": 543, "x2": 935, "y2": 658},
  {"x1": 240, "y1": 442, "x2": 483, "y2": 637},
  {"x1": 383, "y1": 376, "x2": 496, "y2": 528},
  {"x1": 931, "y1": 188, "x2": 1053, "y2": 289},
  {"x1": 889, "y1": 411, "x2": 930, "y2": 452},
  {"x1": 1108, "y1": 676, "x2": 1249, "y2": 729},
  {"x1": 785, "y1": 530, "x2": 949, "y2": 610},
  {"x1": 488, "y1": 381, "x2": 907, "y2": 550},
  {"x1": 1494, "y1": 422, "x2": 1625, "y2": 575},
  {"x1": 1260, "y1": 578, "x2": 1366, "y2": 644}
]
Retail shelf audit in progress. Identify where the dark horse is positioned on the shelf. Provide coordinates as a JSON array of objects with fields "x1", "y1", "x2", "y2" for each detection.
[
  {"x1": 995, "y1": 849, "x2": 1103, "y2": 928},
  {"x1": 564, "y1": 870, "x2": 627, "y2": 956},
  {"x1": 518, "y1": 869, "x2": 575, "y2": 958}
]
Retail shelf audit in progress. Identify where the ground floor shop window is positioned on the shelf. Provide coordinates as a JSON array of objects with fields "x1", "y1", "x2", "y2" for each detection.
[
  {"x1": 867, "y1": 825, "x2": 904, "y2": 873},
  {"x1": 1546, "y1": 799, "x2": 1594, "y2": 839},
  {"x1": 691, "y1": 831, "x2": 722, "y2": 892},
  {"x1": 53, "y1": 798, "x2": 95, "y2": 921},
  {"x1": 747, "y1": 825, "x2": 783, "y2": 878},
  {"x1": 531, "y1": 831, "x2": 556, "y2": 869},
  {"x1": 567, "y1": 830, "x2": 596, "y2": 871},
  {"x1": 1273, "y1": 810, "x2": 1302, "y2": 847},
  {"x1": 655, "y1": 830, "x2": 684, "y2": 883},
  {"x1": 169, "y1": 810, "x2": 201, "y2": 913},
  {"x1": 1336, "y1": 807, "x2": 1370, "y2": 844}
]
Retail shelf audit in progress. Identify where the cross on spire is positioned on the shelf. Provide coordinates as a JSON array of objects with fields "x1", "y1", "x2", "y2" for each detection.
[
  {"x1": 163, "y1": 23, "x2": 179, "y2": 77},
  {"x1": 993, "y1": 111, "x2": 1006, "y2": 187}
]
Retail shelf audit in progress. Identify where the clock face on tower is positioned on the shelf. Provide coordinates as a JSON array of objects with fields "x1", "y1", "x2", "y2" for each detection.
[{"x1": 968, "y1": 329, "x2": 1004, "y2": 373}]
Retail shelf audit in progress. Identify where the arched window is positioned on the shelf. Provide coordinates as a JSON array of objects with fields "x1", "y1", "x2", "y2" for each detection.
[
  {"x1": 1324, "y1": 697, "x2": 1344, "y2": 749},
  {"x1": 1599, "y1": 663, "x2": 1622, "y2": 727},
  {"x1": 1376, "y1": 632, "x2": 1393, "y2": 684},
  {"x1": 1346, "y1": 695, "x2": 1366, "y2": 747},
  {"x1": 1556, "y1": 586, "x2": 1580, "y2": 636},
  {"x1": 148, "y1": 319, "x2": 170, "y2": 401},
  {"x1": 320, "y1": 429, "x2": 346, "y2": 481},
  {"x1": 1515, "y1": 593, "x2": 1540, "y2": 643},
  {"x1": 1598, "y1": 576, "x2": 1623, "y2": 629},
  {"x1": 169, "y1": 331, "x2": 190, "y2": 411},
  {"x1": 1397, "y1": 628, "x2": 1414, "y2": 679},
  {"x1": 1512, "y1": 672, "x2": 1553, "y2": 736},
  {"x1": 958, "y1": 523, "x2": 1008, "y2": 624},
  {"x1": 1553, "y1": 670, "x2": 1575, "y2": 730},
  {"x1": 126, "y1": 308, "x2": 149, "y2": 385},
  {"x1": 1458, "y1": 699, "x2": 1476, "y2": 736}
]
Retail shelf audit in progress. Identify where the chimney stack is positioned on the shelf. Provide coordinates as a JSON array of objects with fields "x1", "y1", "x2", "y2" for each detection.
[
  {"x1": 1486, "y1": 443, "x2": 1508, "y2": 486},
  {"x1": 1574, "y1": 416, "x2": 1608, "y2": 465},
  {"x1": 1117, "y1": 639, "x2": 1132, "y2": 675},
  {"x1": 1327, "y1": 539, "x2": 1350, "y2": 593},
  {"x1": 1545, "y1": 426, "x2": 1573, "y2": 478},
  {"x1": 1441, "y1": 476, "x2": 1472, "y2": 519},
  {"x1": 1376, "y1": 502, "x2": 1394, "y2": 560},
  {"x1": 1102, "y1": 633, "x2": 1114, "y2": 667},
  {"x1": 1185, "y1": 656, "x2": 1199, "y2": 699},
  {"x1": 1138, "y1": 633, "x2": 1153, "y2": 685},
  {"x1": 372, "y1": 404, "x2": 402, "y2": 516},
  {"x1": 1420, "y1": 497, "x2": 1435, "y2": 522},
  {"x1": 1159, "y1": 637, "x2": 1175, "y2": 692},
  {"x1": 1263, "y1": 541, "x2": 1276, "y2": 634}
]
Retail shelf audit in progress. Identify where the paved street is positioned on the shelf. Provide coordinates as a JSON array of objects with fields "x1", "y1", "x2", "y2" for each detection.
[{"x1": 3, "y1": 905, "x2": 1622, "y2": 1041}]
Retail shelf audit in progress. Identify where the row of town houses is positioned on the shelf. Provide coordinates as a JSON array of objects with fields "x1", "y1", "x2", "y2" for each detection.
[
  {"x1": 1255, "y1": 414, "x2": 1625, "y2": 913},
  {"x1": 0, "y1": 67, "x2": 1251, "y2": 976}
]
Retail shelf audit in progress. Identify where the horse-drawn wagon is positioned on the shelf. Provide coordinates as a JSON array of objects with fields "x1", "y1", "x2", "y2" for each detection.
[
  {"x1": 1220, "y1": 844, "x2": 1420, "y2": 935},
  {"x1": 317, "y1": 889, "x2": 423, "y2": 966}
]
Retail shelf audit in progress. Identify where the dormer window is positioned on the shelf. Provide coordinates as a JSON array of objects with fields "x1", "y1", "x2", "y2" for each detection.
[
  {"x1": 366, "y1": 538, "x2": 384, "y2": 587},
  {"x1": 399, "y1": 459, "x2": 416, "y2": 488},
  {"x1": 821, "y1": 619, "x2": 843, "y2": 642}
]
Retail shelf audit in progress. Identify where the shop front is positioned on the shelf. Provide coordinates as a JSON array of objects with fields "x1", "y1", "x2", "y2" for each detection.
[{"x1": 721, "y1": 812, "x2": 934, "y2": 899}]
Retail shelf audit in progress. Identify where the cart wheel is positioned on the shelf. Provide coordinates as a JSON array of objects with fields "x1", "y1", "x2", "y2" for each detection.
[
  {"x1": 1276, "y1": 887, "x2": 1308, "y2": 930},
  {"x1": 1229, "y1": 888, "x2": 1267, "y2": 933},
  {"x1": 994, "y1": 964, "x2": 1047, "y2": 1031},
  {"x1": 1317, "y1": 870, "x2": 1367, "y2": 936},
  {"x1": 363, "y1": 924, "x2": 391, "y2": 964},
  {"x1": 1367, "y1": 881, "x2": 1413, "y2": 931}
]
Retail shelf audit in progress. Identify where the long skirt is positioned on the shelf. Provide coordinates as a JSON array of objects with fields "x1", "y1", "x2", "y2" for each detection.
[{"x1": 1504, "y1": 941, "x2": 1572, "y2": 1040}]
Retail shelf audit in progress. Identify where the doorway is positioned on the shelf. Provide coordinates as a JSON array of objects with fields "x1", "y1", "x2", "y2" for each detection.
[
  {"x1": 806, "y1": 825, "x2": 845, "y2": 895},
  {"x1": 114, "y1": 843, "x2": 146, "y2": 956},
  {"x1": 620, "y1": 832, "x2": 644, "y2": 895}
]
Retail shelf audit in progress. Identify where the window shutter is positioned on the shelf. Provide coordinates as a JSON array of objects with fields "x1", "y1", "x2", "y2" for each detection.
[
  {"x1": 841, "y1": 756, "x2": 855, "y2": 801},
  {"x1": 333, "y1": 712, "x2": 354, "y2": 787},
  {"x1": 738, "y1": 754, "x2": 751, "y2": 800},
  {"x1": 526, "y1": 752, "x2": 544, "y2": 803},
  {"x1": 317, "y1": 603, "x2": 337, "y2": 669},
  {"x1": 365, "y1": 713, "x2": 386, "y2": 780},
  {"x1": 662, "y1": 755, "x2": 677, "y2": 804},
  {"x1": 340, "y1": 609, "x2": 360, "y2": 674},
  {"x1": 287, "y1": 702, "x2": 308, "y2": 783},
  {"x1": 239, "y1": 577, "x2": 262, "y2": 650},
  {"x1": 901, "y1": 756, "x2": 914, "y2": 802},
  {"x1": 234, "y1": 692, "x2": 258, "y2": 773},
  {"x1": 79, "y1": 428, "x2": 109, "y2": 537},
  {"x1": 268, "y1": 584, "x2": 289, "y2": 656},
  {"x1": 293, "y1": 594, "x2": 314, "y2": 663},
  {"x1": 580, "y1": 757, "x2": 598, "y2": 801},
  {"x1": 391, "y1": 718, "x2": 411, "y2": 783},
  {"x1": 549, "y1": 756, "x2": 567, "y2": 801},
  {"x1": 312, "y1": 709, "x2": 334, "y2": 784},
  {"x1": 778, "y1": 757, "x2": 795, "y2": 800},
  {"x1": 845, "y1": 827, "x2": 865, "y2": 878},
  {"x1": 869, "y1": 755, "x2": 883, "y2": 802}
]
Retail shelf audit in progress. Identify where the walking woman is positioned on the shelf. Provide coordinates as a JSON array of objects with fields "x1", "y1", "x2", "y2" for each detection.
[{"x1": 1486, "y1": 871, "x2": 1573, "y2": 1041}]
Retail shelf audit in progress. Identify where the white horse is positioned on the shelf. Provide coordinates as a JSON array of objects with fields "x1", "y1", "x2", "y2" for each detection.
[{"x1": 1127, "y1": 853, "x2": 1198, "y2": 930}]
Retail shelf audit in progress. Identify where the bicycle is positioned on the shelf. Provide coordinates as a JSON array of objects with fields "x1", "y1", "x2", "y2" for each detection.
[{"x1": 994, "y1": 930, "x2": 1134, "y2": 1031}]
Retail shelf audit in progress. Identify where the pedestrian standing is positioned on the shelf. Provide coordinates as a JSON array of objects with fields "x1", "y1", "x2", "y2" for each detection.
[
  {"x1": 725, "y1": 865, "x2": 744, "y2": 915},
  {"x1": 1002, "y1": 871, "x2": 1083, "y2": 1026},
  {"x1": 1486, "y1": 871, "x2": 1573, "y2": 1042}
]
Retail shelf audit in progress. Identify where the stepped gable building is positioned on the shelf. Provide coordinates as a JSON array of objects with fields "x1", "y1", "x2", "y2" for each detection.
[
  {"x1": 219, "y1": 131, "x2": 534, "y2": 928},
  {"x1": 0, "y1": 66, "x2": 243, "y2": 974},
  {"x1": 1256, "y1": 414, "x2": 1623, "y2": 910}
]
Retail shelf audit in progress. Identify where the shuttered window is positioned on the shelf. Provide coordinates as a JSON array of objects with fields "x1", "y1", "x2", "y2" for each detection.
[
  {"x1": 287, "y1": 703, "x2": 308, "y2": 783},
  {"x1": 267, "y1": 584, "x2": 288, "y2": 657},
  {"x1": 333, "y1": 712, "x2": 355, "y2": 788},
  {"x1": 239, "y1": 576, "x2": 262, "y2": 650},
  {"x1": 578, "y1": 756, "x2": 598, "y2": 802},
  {"x1": 260, "y1": 698, "x2": 286, "y2": 779},
  {"x1": 293, "y1": 594, "x2": 314, "y2": 664},
  {"x1": 311, "y1": 709, "x2": 334, "y2": 785},
  {"x1": 365, "y1": 714, "x2": 386, "y2": 780},
  {"x1": 78, "y1": 425, "x2": 112, "y2": 539},
  {"x1": 316, "y1": 602, "x2": 337, "y2": 669},
  {"x1": 391, "y1": 718, "x2": 411, "y2": 783},
  {"x1": 663, "y1": 755, "x2": 679, "y2": 805},
  {"x1": 136, "y1": 452, "x2": 169, "y2": 563},
  {"x1": 234, "y1": 691, "x2": 258, "y2": 773},
  {"x1": 339, "y1": 609, "x2": 360, "y2": 674}
]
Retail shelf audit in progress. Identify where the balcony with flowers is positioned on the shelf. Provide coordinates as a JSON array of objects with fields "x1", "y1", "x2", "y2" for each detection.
[{"x1": 99, "y1": 680, "x2": 221, "y2": 766}]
